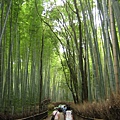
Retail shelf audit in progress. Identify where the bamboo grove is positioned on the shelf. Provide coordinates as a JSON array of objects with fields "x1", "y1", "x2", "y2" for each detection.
[{"x1": 0, "y1": 0, "x2": 120, "y2": 115}]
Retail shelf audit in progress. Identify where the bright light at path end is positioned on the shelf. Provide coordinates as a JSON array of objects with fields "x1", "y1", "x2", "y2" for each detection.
[{"x1": 50, "y1": 0, "x2": 64, "y2": 6}]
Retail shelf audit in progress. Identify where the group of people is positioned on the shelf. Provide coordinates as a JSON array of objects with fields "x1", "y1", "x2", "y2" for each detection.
[{"x1": 51, "y1": 105, "x2": 73, "y2": 120}]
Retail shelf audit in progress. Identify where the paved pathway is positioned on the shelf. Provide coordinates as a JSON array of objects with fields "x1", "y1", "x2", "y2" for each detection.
[{"x1": 44, "y1": 112, "x2": 64, "y2": 120}]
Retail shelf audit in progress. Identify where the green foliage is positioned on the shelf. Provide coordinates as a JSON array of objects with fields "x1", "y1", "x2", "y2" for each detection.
[{"x1": 0, "y1": 0, "x2": 119, "y2": 117}]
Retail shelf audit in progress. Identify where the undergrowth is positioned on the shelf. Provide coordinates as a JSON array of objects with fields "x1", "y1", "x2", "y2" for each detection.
[{"x1": 70, "y1": 93, "x2": 120, "y2": 120}]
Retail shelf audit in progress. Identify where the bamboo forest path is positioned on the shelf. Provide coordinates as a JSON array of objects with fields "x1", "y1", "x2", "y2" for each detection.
[
  {"x1": 43, "y1": 113, "x2": 103, "y2": 120},
  {"x1": 15, "y1": 100, "x2": 104, "y2": 120}
]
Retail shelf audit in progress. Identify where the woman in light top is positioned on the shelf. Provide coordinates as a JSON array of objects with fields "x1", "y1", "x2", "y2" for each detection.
[
  {"x1": 52, "y1": 108, "x2": 60, "y2": 120},
  {"x1": 65, "y1": 110, "x2": 73, "y2": 120}
]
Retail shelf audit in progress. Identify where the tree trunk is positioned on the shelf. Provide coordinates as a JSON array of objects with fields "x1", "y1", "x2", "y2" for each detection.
[
  {"x1": 39, "y1": 32, "x2": 44, "y2": 112},
  {"x1": 109, "y1": 0, "x2": 119, "y2": 94}
]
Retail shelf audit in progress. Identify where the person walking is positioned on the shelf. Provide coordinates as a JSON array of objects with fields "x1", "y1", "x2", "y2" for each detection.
[
  {"x1": 51, "y1": 108, "x2": 60, "y2": 120},
  {"x1": 65, "y1": 110, "x2": 73, "y2": 120},
  {"x1": 62, "y1": 106, "x2": 67, "y2": 120}
]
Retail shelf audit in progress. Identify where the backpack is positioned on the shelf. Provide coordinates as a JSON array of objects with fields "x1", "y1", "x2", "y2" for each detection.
[{"x1": 51, "y1": 111, "x2": 57, "y2": 120}]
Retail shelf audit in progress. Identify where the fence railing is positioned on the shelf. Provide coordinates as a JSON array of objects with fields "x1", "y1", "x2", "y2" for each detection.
[
  {"x1": 0, "y1": 99, "x2": 50, "y2": 120},
  {"x1": 16, "y1": 110, "x2": 48, "y2": 120}
]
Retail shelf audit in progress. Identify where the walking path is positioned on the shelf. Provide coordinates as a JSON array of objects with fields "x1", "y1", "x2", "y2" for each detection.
[
  {"x1": 44, "y1": 112, "x2": 64, "y2": 120},
  {"x1": 43, "y1": 112, "x2": 103, "y2": 120}
]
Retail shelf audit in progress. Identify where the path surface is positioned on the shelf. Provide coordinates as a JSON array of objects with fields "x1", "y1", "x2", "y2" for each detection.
[
  {"x1": 43, "y1": 113, "x2": 103, "y2": 120},
  {"x1": 44, "y1": 112, "x2": 64, "y2": 120}
]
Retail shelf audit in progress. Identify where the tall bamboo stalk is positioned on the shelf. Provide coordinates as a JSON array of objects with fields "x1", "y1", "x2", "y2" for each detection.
[
  {"x1": 109, "y1": 0, "x2": 119, "y2": 94},
  {"x1": 102, "y1": 0, "x2": 115, "y2": 92}
]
